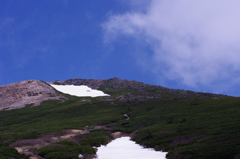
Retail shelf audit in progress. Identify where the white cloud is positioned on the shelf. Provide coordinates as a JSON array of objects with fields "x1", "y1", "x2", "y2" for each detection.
[{"x1": 103, "y1": 0, "x2": 240, "y2": 94}]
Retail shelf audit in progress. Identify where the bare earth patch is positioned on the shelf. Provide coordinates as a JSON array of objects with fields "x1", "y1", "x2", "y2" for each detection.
[{"x1": 10, "y1": 129, "x2": 89, "y2": 159}]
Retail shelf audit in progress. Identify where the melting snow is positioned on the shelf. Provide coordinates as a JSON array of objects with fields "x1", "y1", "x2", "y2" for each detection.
[
  {"x1": 50, "y1": 84, "x2": 109, "y2": 97},
  {"x1": 96, "y1": 137, "x2": 167, "y2": 159}
]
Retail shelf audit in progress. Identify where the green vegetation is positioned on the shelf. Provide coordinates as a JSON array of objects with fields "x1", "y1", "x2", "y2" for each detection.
[
  {"x1": 37, "y1": 141, "x2": 81, "y2": 159},
  {"x1": 77, "y1": 129, "x2": 112, "y2": 154},
  {"x1": 0, "y1": 96, "x2": 121, "y2": 141},
  {"x1": 0, "y1": 142, "x2": 28, "y2": 159},
  {"x1": 81, "y1": 136, "x2": 108, "y2": 147},
  {"x1": 120, "y1": 97, "x2": 240, "y2": 159},
  {"x1": 24, "y1": 103, "x2": 34, "y2": 108},
  {"x1": 37, "y1": 129, "x2": 111, "y2": 158},
  {"x1": 0, "y1": 91, "x2": 240, "y2": 158}
]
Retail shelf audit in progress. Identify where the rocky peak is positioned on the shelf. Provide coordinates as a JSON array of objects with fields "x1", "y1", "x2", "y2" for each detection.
[{"x1": 0, "y1": 80, "x2": 65, "y2": 110}]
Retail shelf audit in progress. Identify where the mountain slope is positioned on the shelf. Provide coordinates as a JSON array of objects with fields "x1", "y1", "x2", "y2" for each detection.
[{"x1": 0, "y1": 78, "x2": 239, "y2": 159}]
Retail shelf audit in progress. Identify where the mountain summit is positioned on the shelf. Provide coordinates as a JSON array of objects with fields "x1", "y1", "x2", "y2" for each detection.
[{"x1": 0, "y1": 80, "x2": 65, "y2": 110}]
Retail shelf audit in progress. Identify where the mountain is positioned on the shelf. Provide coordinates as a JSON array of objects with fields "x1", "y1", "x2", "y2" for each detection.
[{"x1": 0, "y1": 78, "x2": 239, "y2": 159}]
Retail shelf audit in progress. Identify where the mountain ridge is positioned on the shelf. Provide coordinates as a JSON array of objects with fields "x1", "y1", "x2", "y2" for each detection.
[
  {"x1": 53, "y1": 78, "x2": 228, "y2": 101},
  {"x1": 0, "y1": 77, "x2": 228, "y2": 111}
]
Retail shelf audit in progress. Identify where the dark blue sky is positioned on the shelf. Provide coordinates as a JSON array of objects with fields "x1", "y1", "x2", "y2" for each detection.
[
  {"x1": 0, "y1": 1, "x2": 153, "y2": 82},
  {"x1": 1, "y1": 0, "x2": 240, "y2": 96}
]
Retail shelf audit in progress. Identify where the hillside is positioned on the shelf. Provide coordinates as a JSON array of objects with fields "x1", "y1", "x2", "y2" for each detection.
[{"x1": 0, "y1": 78, "x2": 239, "y2": 159}]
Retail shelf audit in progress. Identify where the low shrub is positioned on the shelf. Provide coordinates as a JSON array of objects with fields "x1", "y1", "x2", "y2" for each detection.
[
  {"x1": 45, "y1": 152, "x2": 78, "y2": 159},
  {"x1": 55, "y1": 140, "x2": 76, "y2": 146},
  {"x1": 38, "y1": 146, "x2": 65, "y2": 156},
  {"x1": 37, "y1": 141, "x2": 80, "y2": 158},
  {"x1": 80, "y1": 136, "x2": 108, "y2": 147},
  {"x1": 0, "y1": 146, "x2": 29, "y2": 159},
  {"x1": 78, "y1": 145, "x2": 96, "y2": 154}
]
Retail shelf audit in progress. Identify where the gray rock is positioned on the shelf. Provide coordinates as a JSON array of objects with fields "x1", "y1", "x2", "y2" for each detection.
[{"x1": 0, "y1": 80, "x2": 66, "y2": 110}]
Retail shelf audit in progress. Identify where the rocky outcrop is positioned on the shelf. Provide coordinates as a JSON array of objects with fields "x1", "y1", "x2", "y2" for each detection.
[
  {"x1": 52, "y1": 79, "x2": 104, "y2": 89},
  {"x1": 0, "y1": 80, "x2": 65, "y2": 110}
]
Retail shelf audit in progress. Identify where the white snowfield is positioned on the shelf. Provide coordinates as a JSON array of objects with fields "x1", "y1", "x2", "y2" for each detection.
[
  {"x1": 96, "y1": 137, "x2": 167, "y2": 159},
  {"x1": 50, "y1": 84, "x2": 109, "y2": 97}
]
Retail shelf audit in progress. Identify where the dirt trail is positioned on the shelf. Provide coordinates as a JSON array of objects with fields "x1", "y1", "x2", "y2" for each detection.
[
  {"x1": 10, "y1": 129, "x2": 88, "y2": 159},
  {"x1": 11, "y1": 126, "x2": 133, "y2": 159}
]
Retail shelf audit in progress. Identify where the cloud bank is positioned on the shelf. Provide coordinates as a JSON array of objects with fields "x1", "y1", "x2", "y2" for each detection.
[{"x1": 103, "y1": 0, "x2": 240, "y2": 94}]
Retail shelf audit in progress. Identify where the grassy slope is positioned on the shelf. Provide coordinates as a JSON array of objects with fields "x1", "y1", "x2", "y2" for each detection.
[
  {"x1": 116, "y1": 97, "x2": 240, "y2": 159},
  {"x1": 0, "y1": 96, "x2": 121, "y2": 141},
  {"x1": 0, "y1": 94, "x2": 240, "y2": 158}
]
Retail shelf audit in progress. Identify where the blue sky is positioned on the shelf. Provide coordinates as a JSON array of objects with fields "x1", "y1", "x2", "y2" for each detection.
[{"x1": 1, "y1": 0, "x2": 240, "y2": 96}]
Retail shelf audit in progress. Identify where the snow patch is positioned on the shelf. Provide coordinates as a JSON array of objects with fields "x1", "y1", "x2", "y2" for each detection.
[
  {"x1": 50, "y1": 84, "x2": 109, "y2": 97},
  {"x1": 96, "y1": 137, "x2": 167, "y2": 159}
]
